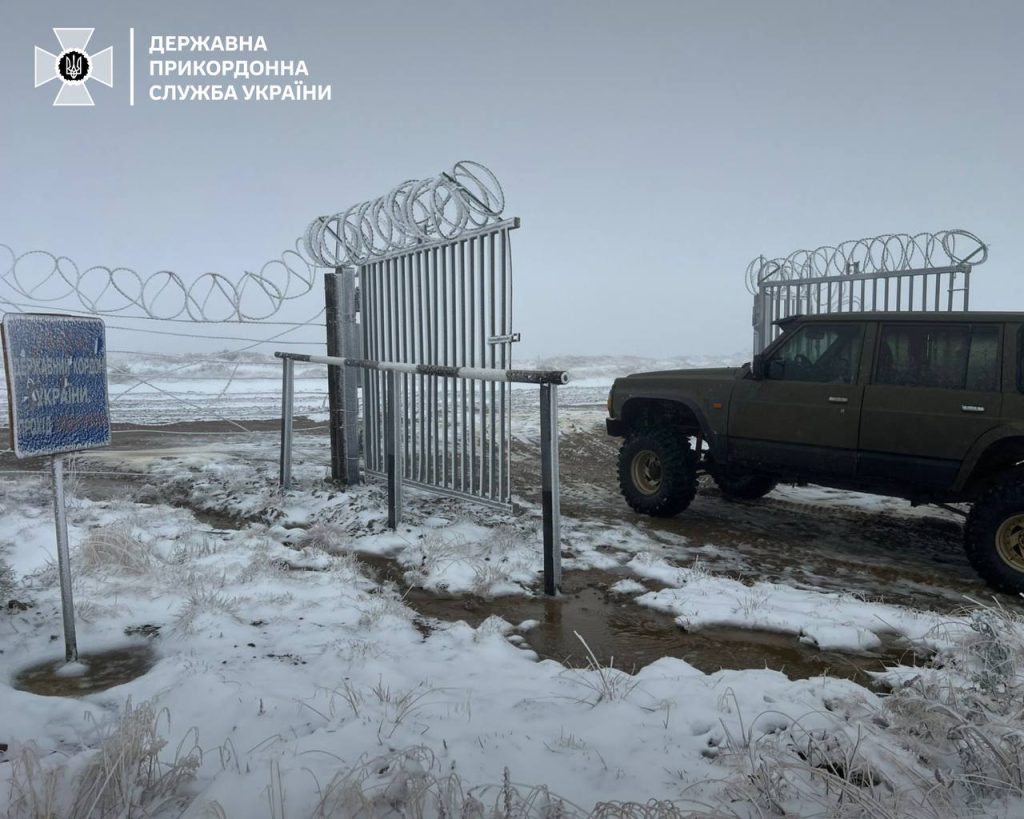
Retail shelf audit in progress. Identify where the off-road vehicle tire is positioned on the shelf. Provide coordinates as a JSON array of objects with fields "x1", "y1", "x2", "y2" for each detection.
[
  {"x1": 712, "y1": 471, "x2": 778, "y2": 501},
  {"x1": 964, "y1": 475, "x2": 1024, "y2": 595},
  {"x1": 617, "y1": 428, "x2": 697, "y2": 517}
]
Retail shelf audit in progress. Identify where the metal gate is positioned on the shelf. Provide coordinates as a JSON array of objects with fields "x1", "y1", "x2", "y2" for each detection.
[
  {"x1": 304, "y1": 161, "x2": 518, "y2": 507},
  {"x1": 358, "y1": 223, "x2": 517, "y2": 506},
  {"x1": 747, "y1": 229, "x2": 989, "y2": 354}
]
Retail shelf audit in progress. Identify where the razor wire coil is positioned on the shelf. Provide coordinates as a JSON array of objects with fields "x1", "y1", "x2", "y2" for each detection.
[
  {"x1": 2, "y1": 160, "x2": 504, "y2": 319},
  {"x1": 304, "y1": 160, "x2": 506, "y2": 267},
  {"x1": 746, "y1": 229, "x2": 988, "y2": 295},
  {"x1": 0, "y1": 241, "x2": 317, "y2": 322}
]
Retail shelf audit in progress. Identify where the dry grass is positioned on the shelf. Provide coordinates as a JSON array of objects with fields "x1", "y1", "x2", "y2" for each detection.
[
  {"x1": 77, "y1": 522, "x2": 159, "y2": 575},
  {"x1": 0, "y1": 550, "x2": 15, "y2": 604},
  {"x1": 171, "y1": 583, "x2": 243, "y2": 636},
  {"x1": 703, "y1": 599, "x2": 1024, "y2": 818},
  {"x1": 8, "y1": 698, "x2": 201, "y2": 819},
  {"x1": 307, "y1": 746, "x2": 590, "y2": 819},
  {"x1": 301, "y1": 746, "x2": 737, "y2": 819},
  {"x1": 564, "y1": 631, "x2": 641, "y2": 705},
  {"x1": 297, "y1": 522, "x2": 350, "y2": 555}
]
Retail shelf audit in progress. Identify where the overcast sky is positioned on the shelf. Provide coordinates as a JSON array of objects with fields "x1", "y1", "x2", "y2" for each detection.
[{"x1": 2, "y1": 0, "x2": 1022, "y2": 360}]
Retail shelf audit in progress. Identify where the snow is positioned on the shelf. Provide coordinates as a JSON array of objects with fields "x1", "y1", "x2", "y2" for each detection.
[
  {"x1": 625, "y1": 553, "x2": 940, "y2": 653},
  {"x1": 1, "y1": 355, "x2": 1023, "y2": 817}
]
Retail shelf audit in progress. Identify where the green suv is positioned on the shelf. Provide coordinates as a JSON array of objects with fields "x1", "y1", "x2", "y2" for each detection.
[{"x1": 606, "y1": 312, "x2": 1024, "y2": 594}]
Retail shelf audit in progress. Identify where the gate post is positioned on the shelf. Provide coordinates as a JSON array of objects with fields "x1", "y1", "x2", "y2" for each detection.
[
  {"x1": 340, "y1": 266, "x2": 361, "y2": 485},
  {"x1": 752, "y1": 292, "x2": 763, "y2": 357},
  {"x1": 279, "y1": 355, "x2": 295, "y2": 489},
  {"x1": 324, "y1": 272, "x2": 345, "y2": 482},
  {"x1": 385, "y1": 369, "x2": 403, "y2": 528},
  {"x1": 540, "y1": 382, "x2": 561, "y2": 595}
]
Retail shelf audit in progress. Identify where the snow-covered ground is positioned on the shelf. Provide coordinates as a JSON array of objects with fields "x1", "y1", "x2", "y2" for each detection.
[{"x1": 2, "y1": 355, "x2": 1024, "y2": 818}]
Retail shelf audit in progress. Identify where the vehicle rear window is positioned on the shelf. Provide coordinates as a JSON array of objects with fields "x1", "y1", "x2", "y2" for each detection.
[
  {"x1": 966, "y1": 326, "x2": 1000, "y2": 391},
  {"x1": 876, "y1": 323, "x2": 1000, "y2": 391}
]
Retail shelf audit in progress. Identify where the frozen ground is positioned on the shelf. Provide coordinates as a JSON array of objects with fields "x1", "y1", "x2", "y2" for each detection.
[{"x1": 1, "y1": 354, "x2": 1024, "y2": 818}]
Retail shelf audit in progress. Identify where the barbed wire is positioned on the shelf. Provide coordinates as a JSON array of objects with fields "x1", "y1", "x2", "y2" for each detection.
[
  {"x1": 0, "y1": 240, "x2": 317, "y2": 322},
  {"x1": 304, "y1": 160, "x2": 506, "y2": 267},
  {"x1": 746, "y1": 229, "x2": 988, "y2": 295}
]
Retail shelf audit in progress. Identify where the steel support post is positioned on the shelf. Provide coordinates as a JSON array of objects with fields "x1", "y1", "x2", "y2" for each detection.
[
  {"x1": 339, "y1": 266, "x2": 362, "y2": 484},
  {"x1": 540, "y1": 383, "x2": 561, "y2": 595},
  {"x1": 279, "y1": 356, "x2": 295, "y2": 489},
  {"x1": 385, "y1": 369, "x2": 403, "y2": 529},
  {"x1": 753, "y1": 290, "x2": 771, "y2": 355},
  {"x1": 325, "y1": 272, "x2": 346, "y2": 482},
  {"x1": 51, "y1": 455, "x2": 78, "y2": 662}
]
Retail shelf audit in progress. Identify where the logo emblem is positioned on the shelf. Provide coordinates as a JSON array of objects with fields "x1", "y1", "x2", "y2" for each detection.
[{"x1": 35, "y1": 28, "x2": 112, "y2": 106}]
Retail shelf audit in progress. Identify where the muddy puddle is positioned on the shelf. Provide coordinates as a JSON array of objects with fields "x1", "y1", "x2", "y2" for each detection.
[
  {"x1": 360, "y1": 556, "x2": 921, "y2": 685},
  {"x1": 12, "y1": 644, "x2": 157, "y2": 697}
]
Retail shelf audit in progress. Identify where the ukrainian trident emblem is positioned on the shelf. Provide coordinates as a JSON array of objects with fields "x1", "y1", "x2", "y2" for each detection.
[{"x1": 62, "y1": 52, "x2": 85, "y2": 80}]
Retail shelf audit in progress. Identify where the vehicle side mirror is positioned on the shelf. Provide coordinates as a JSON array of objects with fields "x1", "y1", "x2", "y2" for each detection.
[{"x1": 751, "y1": 354, "x2": 766, "y2": 380}]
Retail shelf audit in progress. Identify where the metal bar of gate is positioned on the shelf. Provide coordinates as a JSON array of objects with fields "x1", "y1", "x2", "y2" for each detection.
[
  {"x1": 275, "y1": 352, "x2": 567, "y2": 594},
  {"x1": 488, "y1": 232, "x2": 497, "y2": 500},
  {"x1": 417, "y1": 250, "x2": 426, "y2": 484},
  {"x1": 277, "y1": 353, "x2": 568, "y2": 385},
  {"x1": 499, "y1": 228, "x2": 509, "y2": 501},
  {"x1": 441, "y1": 244, "x2": 450, "y2": 489},
  {"x1": 460, "y1": 239, "x2": 468, "y2": 494},
  {"x1": 431, "y1": 246, "x2": 440, "y2": 487},
  {"x1": 468, "y1": 237, "x2": 477, "y2": 496}
]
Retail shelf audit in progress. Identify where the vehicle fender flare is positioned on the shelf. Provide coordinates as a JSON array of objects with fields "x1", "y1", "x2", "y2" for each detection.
[
  {"x1": 954, "y1": 424, "x2": 1024, "y2": 492},
  {"x1": 619, "y1": 394, "x2": 724, "y2": 458}
]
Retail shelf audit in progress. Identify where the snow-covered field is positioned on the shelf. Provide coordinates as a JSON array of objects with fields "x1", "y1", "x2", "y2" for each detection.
[{"x1": 2, "y1": 354, "x2": 1024, "y2": 818}]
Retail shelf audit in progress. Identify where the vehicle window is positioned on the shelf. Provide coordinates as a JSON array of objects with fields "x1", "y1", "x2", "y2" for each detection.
[
  {"x1": 966, "y1": 326, "x2": 999, "y2": 392},
  {"x1": 765, "y1": 324, "x2": 863, "y2": 384},
  {"x1": 877, "y1": 323, "x2": 999, "y2": 390}
]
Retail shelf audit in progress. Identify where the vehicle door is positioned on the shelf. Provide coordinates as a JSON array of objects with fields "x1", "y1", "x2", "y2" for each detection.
[
  {"x1": 858, "y1": 321, "x2": 1004, "y2": 490},
  {"x1": 729, "y1": 321, "x2": 866, "y2": 476}
]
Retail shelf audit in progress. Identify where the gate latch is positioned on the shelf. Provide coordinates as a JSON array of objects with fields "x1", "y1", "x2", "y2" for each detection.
[{"x1": 488, "y1": 333, "x2": 521, "y2": 345}]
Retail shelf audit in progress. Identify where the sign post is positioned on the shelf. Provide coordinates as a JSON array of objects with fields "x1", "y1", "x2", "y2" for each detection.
[
  {"x1": 51, "y1": 455, "x2": 78, "y2": 661},
  {"x1": 1, "y1": 313, "x2": 111, "y2": 663}
]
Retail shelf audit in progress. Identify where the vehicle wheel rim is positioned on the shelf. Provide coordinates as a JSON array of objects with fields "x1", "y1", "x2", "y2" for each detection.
[
  {"x1": 995, "y1": 513, "x2": 1024, "y2": 571},
  {"x1": 632, "y1": 450, "x2": 662, "y2": 495}
]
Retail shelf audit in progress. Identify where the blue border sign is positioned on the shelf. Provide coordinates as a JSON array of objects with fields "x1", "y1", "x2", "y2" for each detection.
[{"x1": 2, "y1": 313, "x2": 111, "y2": 458}]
